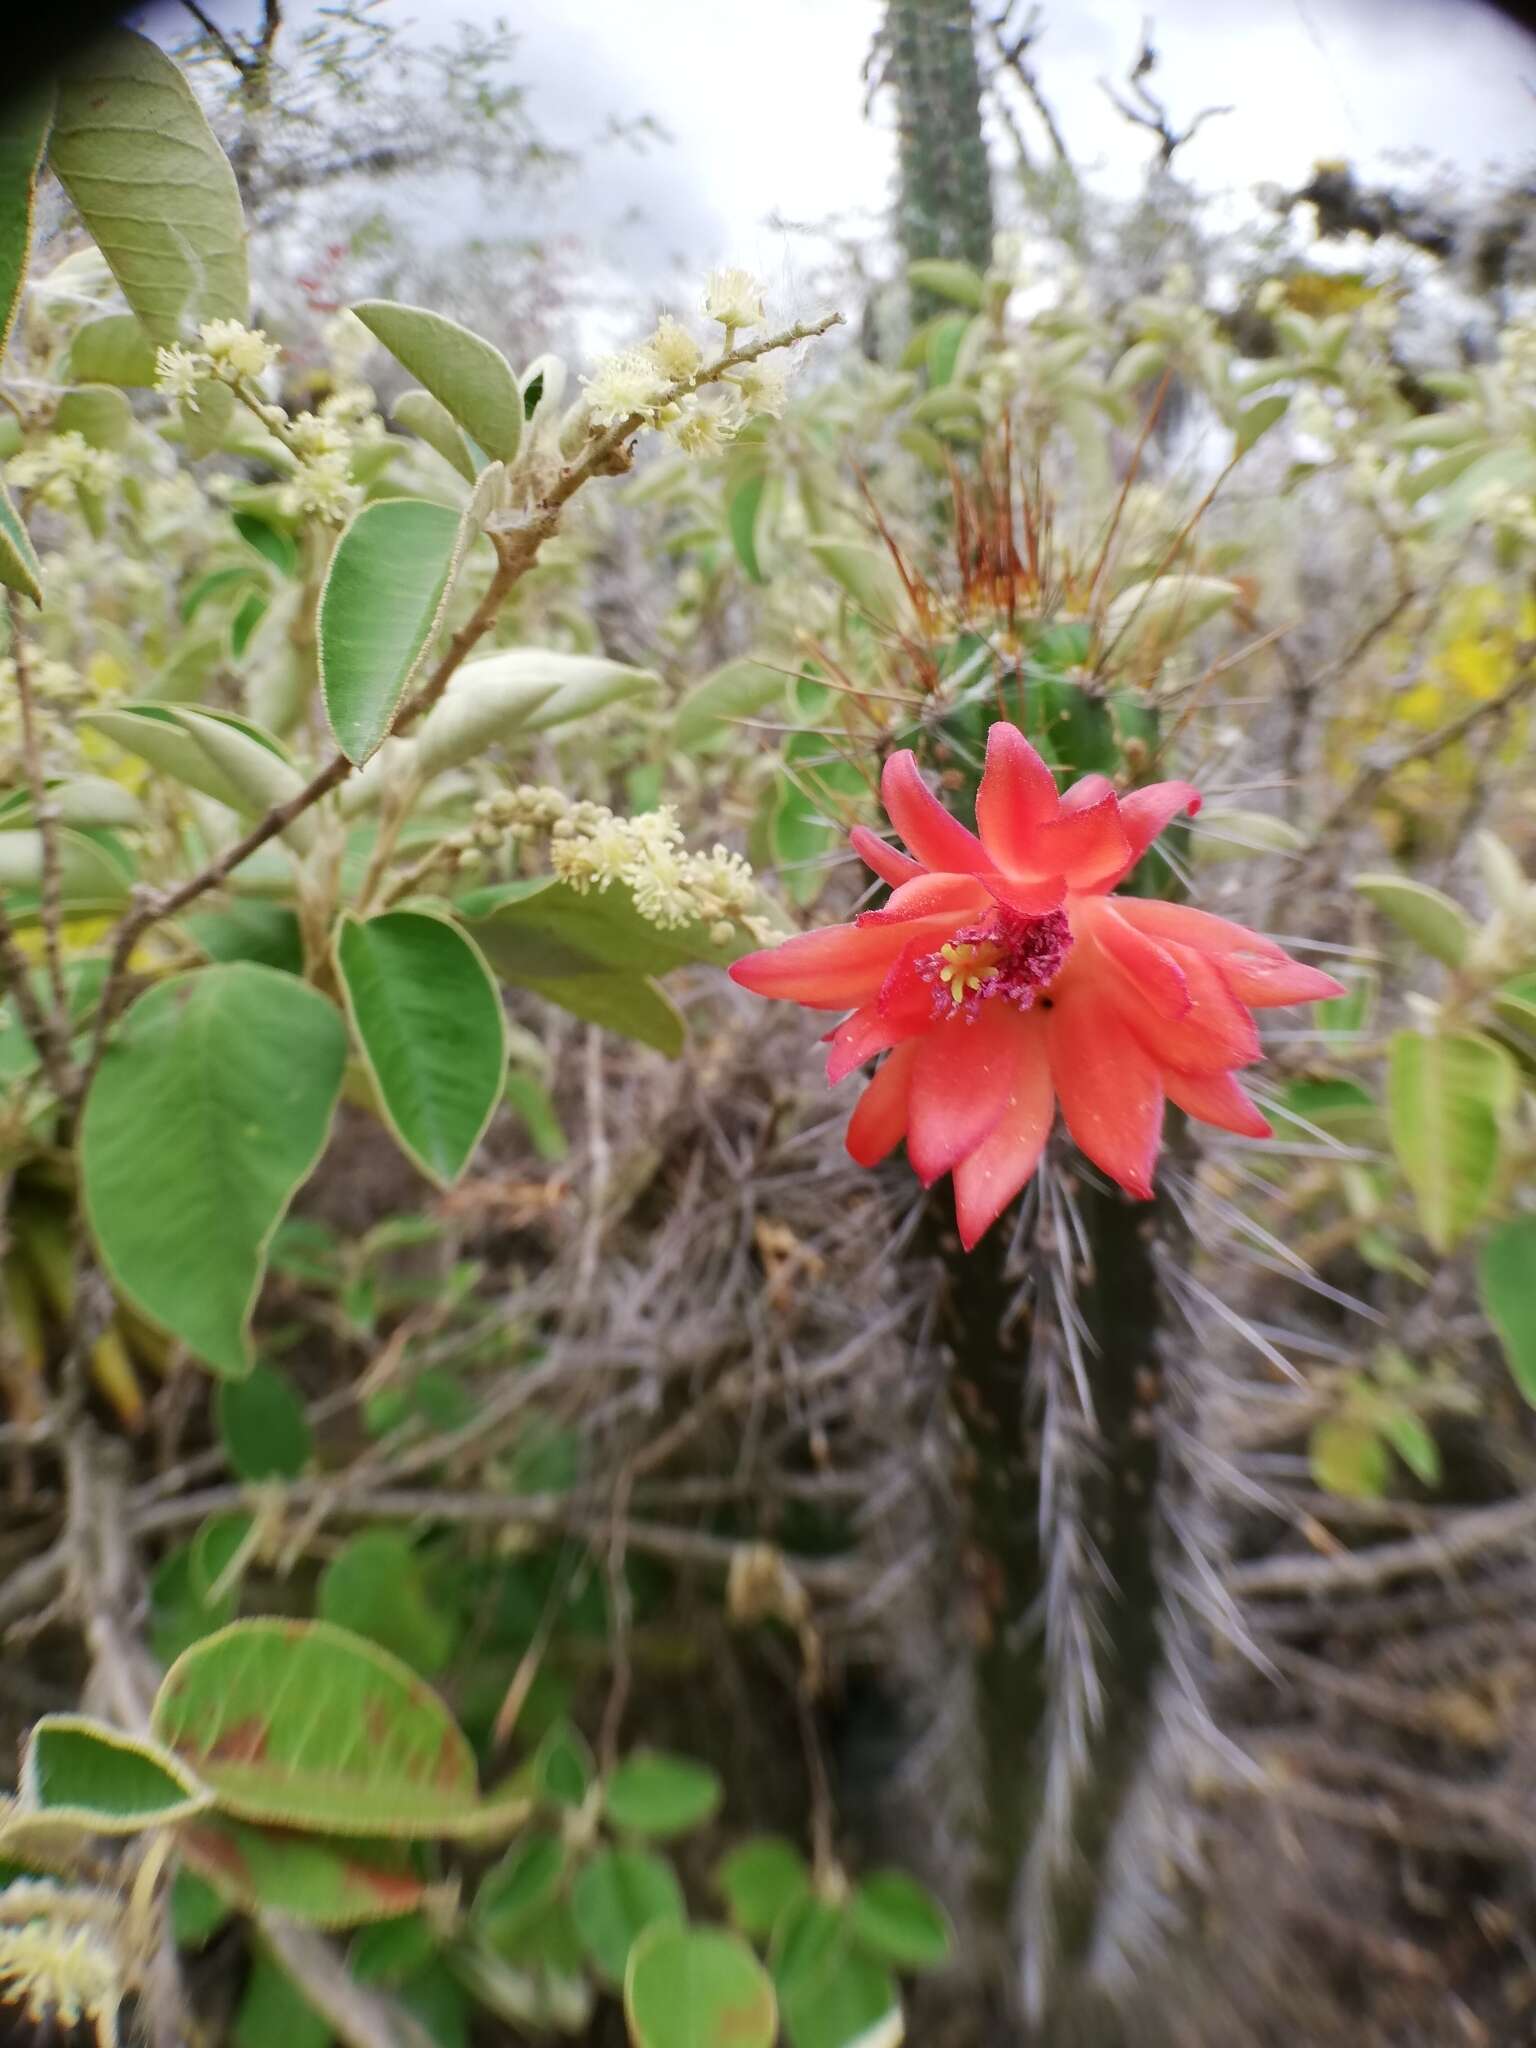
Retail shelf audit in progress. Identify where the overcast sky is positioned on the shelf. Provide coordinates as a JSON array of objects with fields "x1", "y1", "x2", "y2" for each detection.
[{"x1": 138, "y1": 0, "x2": 1536, "y2": 313}]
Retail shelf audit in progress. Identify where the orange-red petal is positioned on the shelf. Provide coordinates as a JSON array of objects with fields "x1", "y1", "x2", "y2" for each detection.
[
  {"x1": 881, "y1": 751, "x2": 991, "y2": 875},
  {"x1": 1088, "y1": 902, "x2": 1191, "y2": 1020},
  {"x1": 729, "y1": 912, "x2": 954, "y2": 1011},
  {"x1": 1163, "y1": 1066, "x2": 1272, "y2": 1138},
  {"x1": 1047, "y1": 982, "x2": 1163, "y2": 1198},
  {"x1": 953, "y1": 1008, "x2": 1054, "y2": 1248},
  {"x1": 855, "y1": 871, "x2": 990, "y2": 925},
  {"x1": 849, "y1": 824, "x2": 925, "y2": 888},
  {"x1": 975, "y1": 722, "x2": 1060, "y2": 872},
  {"x1": 1110, "y1": 899, "x2": 1345, "y2": 1007},
  {"x1": 1112, "y1": 941, "x2": 1261, "y2": 1073},
  {"x1": 1090, "y1": 781, "x2": 1202, "y2": 892},
  {"x1": 1030, "y1": 790, "x2": 1133, "y2": 888},
  {"x1": 824, "y1": 1003, "x2": 924, "y2": 1085},
  {"x1": 906, "y1": 999, "x2": 1023, "y2": 1186},
  {"x1": 846, "y1": 1040, "x2": 919, "y2": 1166}
]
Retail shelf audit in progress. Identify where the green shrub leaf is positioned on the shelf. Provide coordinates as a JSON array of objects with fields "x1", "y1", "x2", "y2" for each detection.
[
  {"x1": 603, "y1": 1750, "x2": 721, "y2": 1839},
  {"x1": 673, "y1": 659, "x2": 787, "y2": 754},
  {"x1": 392, "y1": 388, "x2": 479, "y2": 483},
  {"x1": 48, "y1": 31, "x2": 248, "y2": 343},
  {"x1": 319, "y1": 1531, "x2": 458, "y2": 1675},
  {"x1": 0, "y1": 88, "x2": 53, "y2": 366},
  {"x1": 152, "y1": 1617, "x2": 481, "y2": 1836},
  {"x1": 715, "y1": 1836, "x2": 811, "y2": 1939},
  {"x1": 573, "y1": 1847, "x2": 685, "y2": 1987},
  {"x1": 217, "y1": 1363, "x2": 313, "y2": 1480},
  {"x1": 354, "y1": 300, "x2": 522, "y2": 463},
  {"x1": 1386, "y1": 1030, "x2": 1515, "y2": 1252},
  {"x1": 1354, "y1": 874, "x2": 1474, "y2": 968},
  {"x1": 81, "y1": 964, "x2": 347, "y2": 1376},
  {"x1": 19, "y1": 1714, "x2": 210, "y2": 1831},
  {"x1": 1479, "y1": 1215, "x2": 1536, "y2": 1404},
  {"x1": 624, "y1": 1925, "x2": 777, "y2": 2048},
  {"x1": 318, "y1": 497, "x2": 468, "y2": 763},
  {"x1": 184, "y1": 1815, "x2": 426, "y2": 1928},
  {"x1": 0, "y1": 479, "x2": 42, "y2": 606},
  {"x1": 847, "y1": 1869, "x2": 953, "y2": 1970},
  {"x1": 335, "y1": 910, "x2": 507, "y2": 1185}
]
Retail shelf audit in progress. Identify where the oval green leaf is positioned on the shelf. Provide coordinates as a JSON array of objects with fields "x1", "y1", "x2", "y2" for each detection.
[
  {"x1": 48, "y1": 31, "x2": 248, "y2": 344},
  {"x1": 1387, "y1": 1030, "x2": 1516, "y2": 1253},
  {"x1": 334, "y1": 910, "x2": 507, "y2": 1185},
  {"x1": 354, "y1": 299, "x2": 522, "y2": 463},
  {"x1": 318, "y1": 1530, "x2": 458, "y2": 1675},
  {"x1": 392, "y1": 388, "x2": 478, "y2": 483},
  {"x1": 715, "y1": 1836, "x2": 811, "y2": 1939},
  {"x1": 1354, "y1": 874, "x2": 1474, "y2": 968},
  {"x1": 673, "y1": 659, "x2": 787, "y2": 754},
  {"x1": 20, "y1": 1714, "x2": 210, "y2": 1832},
  {"x1": 572, "y1": 1847, "x2": 685, "y2": 1988},
  {"x1": 152, "y1": 1617, "x2": 481, "y2": 1836},
  {"x1": 81, "y1": 964, "x2": 347, "y2": 1376},
  {"x1": 603, "y1": 1750, "x2": 721, "y2": 1839},
  {"x1": 847, "y1": 1870, "x2": 953, "y2": 1970},
  {"x1": 0, "y1": 479, "x2": 42, "y2": 605},
  {"x1": 625, "y1": 1925, "x2": 776, "y2": 2048},
  {"x1": 217, "y1": 1362, "x2": 313, "y2": 1480},
  {"x1": 183, "y1": 1815, "x2": 426, "y2": 1928},
  {"x1": 1479, "y1": 1214, "x2": 1536, "y2": 1405},
  {"x1": 1, "y1": 88, "x2": 53, "y2": 366},
  {"x1": 318, "y1": 497, "x2": 466, "y2": 763}
]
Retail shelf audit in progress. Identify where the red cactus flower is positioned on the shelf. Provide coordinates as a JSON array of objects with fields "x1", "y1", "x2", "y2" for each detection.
[{"x1": 729, "y1": 722, "x2": 1344, "y2": 1249}]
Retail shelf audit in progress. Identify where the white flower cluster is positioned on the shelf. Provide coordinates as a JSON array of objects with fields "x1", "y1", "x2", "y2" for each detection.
[
  {"x1": 6, "y1": 432, "x2": 123, "y2": 510},
  {"x1": 276, "y1": 391, "x2": 380, "y2": 524},
  {"x1": 579, "y1": 269, "x2": 792, "y2": 457},
  {"x1": 465, "y1": 785, "x2": 764, "y2": 940},
  {"x1": 153, "y1": 319, "x2": 280, "y2": 408},
  {"x1": 0, "y1": 1890, "x2": 120, "y2": 2048}
]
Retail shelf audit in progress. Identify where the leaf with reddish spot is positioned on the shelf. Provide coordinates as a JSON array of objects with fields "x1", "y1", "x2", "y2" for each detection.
[
  {"x1": 178, "y1": 1815, "x2": 427, "y2": 1928},
  {"x1": 152, "y1": 1618, "x2": 484, "y2": 1839}
]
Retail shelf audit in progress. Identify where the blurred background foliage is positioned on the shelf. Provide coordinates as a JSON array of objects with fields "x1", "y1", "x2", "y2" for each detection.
[{"x1": 1, "y1": 3, "x2": 1536, "y2": 2045}]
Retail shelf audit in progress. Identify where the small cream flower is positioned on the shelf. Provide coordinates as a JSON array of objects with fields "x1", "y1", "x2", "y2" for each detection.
[
  {"x1": 154, "y1": 343, "x2": 207, "y2": 406},
  {"x1": 665, "y1": 396, "x2": 743, "y2": 459},
  {"x1": 198, "y1": 318, "x2": 279, "y2": 381},
  {"x1": 705, "y1": 267, "x2": 766, "y2": 331},
  {"x1": 582, "y1": 348, "x2": 672, "y2": 427},
  {"x1": 288, "y1": 410, "x2": 352, "y2": 459},
  {"x1": 647, "y1": 315, "x2": 702, "y2": 381},
  {"x1": 727, "y1": 358, "x2": 791, "y2": 418},
  {"x1": 279, "y1": 450, "x2": 360, "y2": 523}
]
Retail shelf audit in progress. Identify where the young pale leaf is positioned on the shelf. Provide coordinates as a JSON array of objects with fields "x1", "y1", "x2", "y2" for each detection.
[
  {"x1": 1387, "y1": 1030, "x2": 1516, "y2": 1253},
  {"x1": 48, "y1": 31, "x2": 249, "y2": 344},
  {"x1": 603, "y1": 1751, "x2": 722, "y2": 1839},
  {"x1": 20, "y1": 1714, "x2": 210, "y2": 1831},
  {"x1": 673, "y1": 659, "x2": 787, "y2": 753},
  {"x1": 624, "y1": 1925, "x2": 777, "y2": 2048},
  {"x1": 519, "y1": 655, "x2": 662, "y2": 733},
  {"x1": 572, "y1": 1848, "x2": 684, "y2": 1988},
  {"x1": 0, "y1": 478, "x2": 42, "y2": 605},
  {"x1": 354, "y1": 299, "x2": 522, "y2": 462},
  {"x1": 65, "y1": 311, "x2": 159, "y2": 385},
  {"x1": 1354, "y1": 874, "x2": 1474, "y2": 968},
  {"x1": 318, "y1": 497, "x2": 468, "y2": 763},
  {"x1": 184, "y1": 1815, "x2": 427, "y2": 1930},
  {"x1": 0, "y1": 825, "x2": 131, "y2": 907},
  {"x1": 0, "y1": 88, "x2": 53, "y2": 366},
  {"x1": 1234, "y1": 393, "x2": 1288, "y2": 455},
  {"x1": 1479, "y1": 1215, "x2": 1536, "y2": 1405},
  {"x1": 334, "y1": 911, "x2": 507, "y2": 1184},
  {"x1": 392, "y1": 388, "x2": 479, "y2": 483},
  {"x1": 81, "y1": 964, "x2": 347, "y2": 1376},
  {"x1": 152, "y1": 1617, "x2": 482, "y2": 1836},
  {"x1": 714, "y1": 1836, "x2": 811, "y2": 1938},
  {"x1": 173, "y1": 707, "x2": 314, "y2": 848},
  {"x1": 54, "y1": 383, "x2": 134, "y2": 449},
  {"x1": 807, "y1": 539, "x2": 911, "y2": 625},
  {"x1": 413, "y1": 662, "x2": 562, "y2": 775},
  {"x1": 217, "y1": 1362, "x2": 313, "y2": 1480},
  {"x1": 906, "y1": 258, "x2": 986, "y2": 309}
]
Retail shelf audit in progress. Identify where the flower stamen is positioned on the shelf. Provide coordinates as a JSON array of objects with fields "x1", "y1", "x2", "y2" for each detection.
[{"x1": 918, "y1": 908, "x2": 1072, "y2": 1020}]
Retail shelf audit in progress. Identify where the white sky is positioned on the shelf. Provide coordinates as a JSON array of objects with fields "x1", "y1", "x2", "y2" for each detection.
[{"x1": 136, "y1": 0, "x2": 1536, "y2": 312}]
